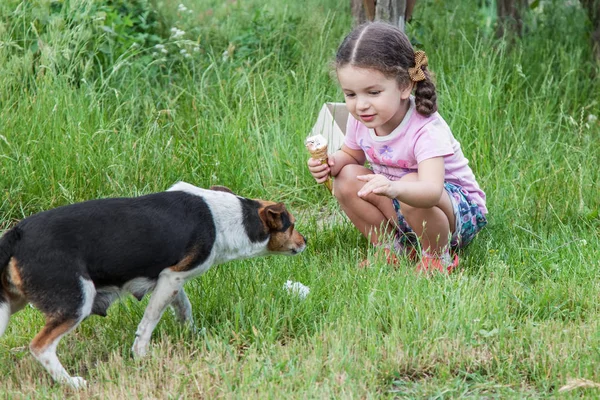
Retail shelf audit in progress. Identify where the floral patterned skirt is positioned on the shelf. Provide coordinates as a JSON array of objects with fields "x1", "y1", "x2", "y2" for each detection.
[{"x1": 392, "y1": 182, "x2": 488, "y2": 254}]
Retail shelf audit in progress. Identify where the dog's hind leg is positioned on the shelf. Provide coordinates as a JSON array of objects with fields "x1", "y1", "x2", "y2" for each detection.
[
  {"x1": 29, "y1": 277, "x2": 95, "y2": 389},
  {"x1": 30, "y1": 316, "x2": 87, "y2": 388},
  {"x1": 170, "y1": 289, "x2": 194, "y2": 328},
  {"x1": 132, "y1": 269, "x2": 185, "y2": 358}
]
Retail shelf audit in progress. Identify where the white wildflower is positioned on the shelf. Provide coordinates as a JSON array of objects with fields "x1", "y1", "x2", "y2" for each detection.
[
  {"x1": 170, "y1": 27, "x2": 185, "y2": 39},
  {"x1": 177, "y1": 4, "x2": 188, "y2": 12}
]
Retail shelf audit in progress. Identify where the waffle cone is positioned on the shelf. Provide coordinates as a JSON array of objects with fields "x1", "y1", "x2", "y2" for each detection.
[{"x1": 305, "y1": 135, "x2": 333, "y2": 194}]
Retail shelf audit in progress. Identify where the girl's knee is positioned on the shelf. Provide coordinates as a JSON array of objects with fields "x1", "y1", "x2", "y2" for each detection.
[
  {"x1": 336, "y1": 164, "x2": 363, "y2": 181},
  {"x1": 333, "y1": 165, "x2": 364, "y2": 199},
  {"x1": 398, "y1": 202, "x2": 429, "y2": 229},
  {"x1": 333, "y1": 177, "x2": 354, "y2": 201}
]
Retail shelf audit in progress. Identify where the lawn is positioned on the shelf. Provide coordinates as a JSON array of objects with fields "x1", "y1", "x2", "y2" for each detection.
[{"x1": 0, "y1": 0, "x2": 599, "y2": 398}]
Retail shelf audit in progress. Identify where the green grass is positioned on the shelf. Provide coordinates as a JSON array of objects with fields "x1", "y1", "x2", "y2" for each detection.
[{"x1": 1, "y1": 0, "x2": 599, "y2": 397}]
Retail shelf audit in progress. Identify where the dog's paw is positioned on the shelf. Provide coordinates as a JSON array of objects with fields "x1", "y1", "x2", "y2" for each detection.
[
  {"x1": 66, "y1": 376, "x2": 87, "y2": 389},
  {"x1": 131, "y1": 340, "x2": 149, "y2": 359}
]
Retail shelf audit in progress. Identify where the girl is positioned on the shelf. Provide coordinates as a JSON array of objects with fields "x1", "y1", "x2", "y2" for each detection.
[{"x1": 307, "y1": 22, "x2": 487, "y2": 273}]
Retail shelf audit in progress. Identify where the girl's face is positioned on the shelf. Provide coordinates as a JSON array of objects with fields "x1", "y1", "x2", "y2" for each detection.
[{"x1": 337, "y1": 65, "x2": 412, "y2": 136}]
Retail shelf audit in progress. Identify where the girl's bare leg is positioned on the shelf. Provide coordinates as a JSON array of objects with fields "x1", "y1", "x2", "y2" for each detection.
[
  {"x1": 396, "y1": 174, "x2": 455, "y2": 256},
  {"x1": 334, "y1": 167, "x2": 455, "y2": 257},
  {"x1": 333, "y1": 164, "x2": 398, "y2": 245}
]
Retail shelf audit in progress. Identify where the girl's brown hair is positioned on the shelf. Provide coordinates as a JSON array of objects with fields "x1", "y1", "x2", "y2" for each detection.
[{"x1": 335, "y1": 21, "x2": 437, "y2": 117}]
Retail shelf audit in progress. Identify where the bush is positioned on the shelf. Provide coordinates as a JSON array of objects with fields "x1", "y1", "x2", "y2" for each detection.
[{"x1": 0, "y1": 0, "x2": 164, "y2": 90}]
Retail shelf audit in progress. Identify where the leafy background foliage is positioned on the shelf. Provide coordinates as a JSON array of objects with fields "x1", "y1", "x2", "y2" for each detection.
[{"x1": 0, "y1": 0, "x2": 599, "y2": 397}]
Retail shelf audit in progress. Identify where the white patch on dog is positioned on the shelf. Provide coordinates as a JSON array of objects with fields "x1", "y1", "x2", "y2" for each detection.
[
  {"x1": 168, "y1": 181, "x2": 271, "y2": 270},
  {"x1": 0, "y1": 302, "x2": 9, "y2": 337},
  {"x1": 80, "y1": 278, "x2": 96, "y2": 318}
]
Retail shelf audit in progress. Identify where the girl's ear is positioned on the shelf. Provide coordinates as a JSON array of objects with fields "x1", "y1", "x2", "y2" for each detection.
[{"x1": 399, "y1": 82, "x2": 414, "y2": 100}]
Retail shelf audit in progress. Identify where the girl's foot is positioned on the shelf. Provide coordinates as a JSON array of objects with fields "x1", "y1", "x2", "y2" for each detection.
[{"x1": 416, "y1": 253, "x2": 459, "y2": 274}]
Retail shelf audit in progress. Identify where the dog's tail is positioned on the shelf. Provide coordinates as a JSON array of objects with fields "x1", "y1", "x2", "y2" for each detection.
[
  {"x1": 0, "y1": 227, "x2": 21, "y2": 337},
  {"x1": 0, "y1": 227, "x2": 20, "y2": 270}
]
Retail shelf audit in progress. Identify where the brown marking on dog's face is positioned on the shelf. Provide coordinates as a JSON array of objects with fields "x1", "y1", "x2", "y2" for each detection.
[
  {"x1": 257, "y1": 201, "x2": 306, "y2": 255},
  {"x1": 30, "y1": 317, "x2": 79, "y2": 355}
]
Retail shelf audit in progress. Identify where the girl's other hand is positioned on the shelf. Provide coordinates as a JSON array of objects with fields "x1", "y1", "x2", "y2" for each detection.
[
  {"x1": 307, "y1": 155, "x2": 334, "y2": 184},
  {"x1": 357, "y1": 174, "x2": 399, "y2": 199}
]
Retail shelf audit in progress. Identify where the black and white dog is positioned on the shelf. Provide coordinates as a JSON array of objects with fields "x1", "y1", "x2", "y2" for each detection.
[{"x1": 0, "y1": 181, "x2": 306, "y2": 388}]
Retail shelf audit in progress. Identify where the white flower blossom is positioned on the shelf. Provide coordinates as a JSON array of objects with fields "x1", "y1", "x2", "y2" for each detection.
[{"x1": 170, "y1": 27, "x2": 186, "y2": 39}]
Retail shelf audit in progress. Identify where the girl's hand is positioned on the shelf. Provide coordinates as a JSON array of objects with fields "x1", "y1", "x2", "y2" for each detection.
[
  {"x1": 307, "y1": 154, "x2": 335, "y2": 184},
  {"x1": 357, "y1": 174, "x2": 400, "y2": 199}
]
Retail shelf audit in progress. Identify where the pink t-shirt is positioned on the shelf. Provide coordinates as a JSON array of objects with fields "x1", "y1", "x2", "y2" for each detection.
[{"x1": 344, "y1": 97, "x2": 487, "y2": 214}]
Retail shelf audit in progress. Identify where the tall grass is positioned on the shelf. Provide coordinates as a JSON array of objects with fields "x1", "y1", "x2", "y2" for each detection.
[{"x1": 1, "y1": 0, "x2": 599, "y2": 397}]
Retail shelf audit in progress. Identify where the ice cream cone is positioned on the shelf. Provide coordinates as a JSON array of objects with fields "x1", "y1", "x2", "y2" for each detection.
[{"x1": 305, "y1": 134, "x2": 334, "y2": 194}]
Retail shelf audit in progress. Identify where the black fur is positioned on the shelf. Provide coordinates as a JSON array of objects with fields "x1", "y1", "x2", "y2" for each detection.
[
  {"x1": 239, "y1": 197, "x2": 270, "y2": 243},
  {"x1": 7, "y1": 191, "x2": 216, "y2": 311}
]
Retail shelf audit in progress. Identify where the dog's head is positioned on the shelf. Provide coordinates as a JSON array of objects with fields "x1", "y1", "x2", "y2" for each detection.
[
  {"x1": 257, "y1": 202, "x2": 306, "y2": 256},
  {"x1": 209, "y1": 185, "x2": 306, "y2": 256}
]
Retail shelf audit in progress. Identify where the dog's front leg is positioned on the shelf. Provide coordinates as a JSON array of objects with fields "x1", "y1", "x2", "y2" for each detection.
[
  {"x1": 132, "y1": 270, "x2": 184, "y2": 358},
  {"x1": 170, "y1": 288, "x2": 195, "y2": 329}
]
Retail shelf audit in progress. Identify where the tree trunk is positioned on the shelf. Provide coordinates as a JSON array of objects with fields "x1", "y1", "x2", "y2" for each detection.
[
  {"x1": 375, "y1": 0, "x2": 408, "y2": 31},
  {"x1": 496, "y1": 0, "x2": 527, "y2": 38},
  {"x1": 351, "y1": 0, "x2": 415, "y2": 31},
  {"x1": 580, "y1": 0, "x2": 600, "y2": 59},
  {"x1": 351, "y1": 0, "x2": 371, "y2": 26}
]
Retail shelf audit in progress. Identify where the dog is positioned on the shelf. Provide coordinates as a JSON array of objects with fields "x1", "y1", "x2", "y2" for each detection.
[{"x1": 0, "y1": 181, "x2": 306, "y2": 388}]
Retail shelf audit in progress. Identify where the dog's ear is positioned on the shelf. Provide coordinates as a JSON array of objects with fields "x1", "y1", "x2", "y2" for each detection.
[
  {"x1": 262, "y1": 203, "x2": 291, "y2": 231},
  {"x1": 209, "y1": 185, "x2": 234, "y2": 194}
]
